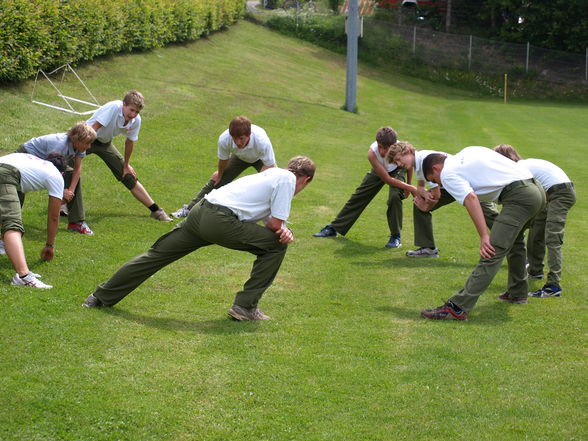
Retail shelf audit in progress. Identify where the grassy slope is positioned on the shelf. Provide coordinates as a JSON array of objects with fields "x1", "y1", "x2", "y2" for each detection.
[{"x1": 0, "y1": 21, "x2": 586, "y2": 441}]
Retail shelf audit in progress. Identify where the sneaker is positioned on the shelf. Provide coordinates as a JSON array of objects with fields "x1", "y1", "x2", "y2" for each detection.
[
  {"x1": 11, "y1": 273, "x2": 52, "y2": 289},
  {"x1": 421, "y1": 300, "x2": 467, "y2": 321},
  {"x1": 528, "y1": 272, "x2": 544, "y2": 280},
  {"x1": 228, "y1": 304, "x2": 271, "y2": 321},
  {"x1": 67, "y1": 221, "x2": 94, "y2": 236},
  {"x1": 406, "y1": 247, "x2": 439, "y2": 258},
  {"x1": 498, "y1": 292, "x2": 528, "y2": 304},
  {"x1": 82, "y1": 293, "x2": 104, "y2": 308},
  {"x1": 171, "y1": 204, "x2": 190, "y2": 218},
  {"x1": 313, "y1": 225, "x2": 337, "y2": 238},
  {"x1": 60, "y1": 204, "x2": 68, "y2": 217},
  {"x1": 529, "y1": 284, "x2": 562, "y2": 298},
  {"x1": 0, "y1": 239, "x2": 5, "y2": 255},
  {"x1": 150, "y1": 208, "x2": 173, "y2": 222},
  {"x1": 385, "y1": 234, "x2": 401, "y2": 249}
]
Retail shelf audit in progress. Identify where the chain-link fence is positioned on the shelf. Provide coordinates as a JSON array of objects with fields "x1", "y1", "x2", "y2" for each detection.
[{"x1": 364, "y1": 18, "x2": 588, "y2": 85}]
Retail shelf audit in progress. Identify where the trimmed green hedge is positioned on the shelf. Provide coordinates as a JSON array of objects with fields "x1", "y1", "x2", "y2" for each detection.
[{"x1": 0, "y1": 0, "x2": 244, "y2": 83}]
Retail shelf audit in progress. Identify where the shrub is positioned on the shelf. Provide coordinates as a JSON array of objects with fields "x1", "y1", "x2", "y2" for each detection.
[{"x1": 0, "y1": 0, "x2": 245, "y2": 83}]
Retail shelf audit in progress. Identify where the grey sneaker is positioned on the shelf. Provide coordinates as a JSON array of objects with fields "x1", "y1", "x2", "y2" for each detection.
[
  {"x1": 60, "y1": 203, "x2": 68, "y2": 217},
  {"x1": 171, "y1": 204, "x2": 190, "y2": 218},
  {"x1": 11, "y1": 273, "x2": 52, "y2": 289},
  {"x1": 150, "y1": 208, "x2": 173, "y2": 222},
  {"x1": 0, "y1": 239, "x2": 5, "y2": 255},
  {"x1": 82, "y1": 293, "x2": 104, "y2": 308},
  {"x1": 228, "y1": 305, "x2": 271, "y2": 321},
  {"x1": 406, "y1": 247, "x2": 439, "y2": 258}
]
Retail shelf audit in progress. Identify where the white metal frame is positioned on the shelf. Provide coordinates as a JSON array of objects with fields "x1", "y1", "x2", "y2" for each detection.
[{"x1": 31, "y1": 64, "x2": 100, "y2": 115}]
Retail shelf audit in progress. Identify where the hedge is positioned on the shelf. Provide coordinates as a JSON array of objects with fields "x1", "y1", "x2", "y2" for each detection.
[{"x1": 0, "y1": 0, "x2": 245, "y2": 83}]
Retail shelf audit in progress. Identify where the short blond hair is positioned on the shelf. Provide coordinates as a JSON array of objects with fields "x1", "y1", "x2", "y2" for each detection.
[
  {"x1": 387, "y1": 141, "x2": 415, "y2": 163},
  {"x1": 287, "y1": 156, "x2": 315, "y2": 182},
  {"x1": 123, "y1": 90, "x2": 144, "y2": 109},
  {"x1": 67, "y1": 122, "x2": 96, "y2": 144},
  {"x1": 494, "y1": 144, "x2": 522, "y2": 162}
]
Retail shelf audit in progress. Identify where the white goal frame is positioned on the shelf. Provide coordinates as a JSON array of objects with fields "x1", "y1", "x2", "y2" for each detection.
[{"x1": 31, "y1": 63, "x2": 101, "y2": 115}]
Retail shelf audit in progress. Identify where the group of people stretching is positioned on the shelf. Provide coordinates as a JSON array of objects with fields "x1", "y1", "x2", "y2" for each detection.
[{"x1": 1, "y1": 98, "x2": 573, "y2": 321}]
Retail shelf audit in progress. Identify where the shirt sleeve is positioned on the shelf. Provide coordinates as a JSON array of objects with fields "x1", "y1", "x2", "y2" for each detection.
[
  {"x1": 259, "y1": 135, "x2": 276, "y2": 166},
  {"x1": 217, "y1": 131, "x2": 232, "y2": 160},
  {"x1": 441, "y1": 171, "x2": 473, "y2": 205},
  {"x1": 269, "y1": 178, "x2": 295, "y2": 221},
  {"x1": 45, "y1": 173, "x2": 65, "y2": 199},
  {"x1": 126, "y1": 115, "x2": 141, "y2": 141}
]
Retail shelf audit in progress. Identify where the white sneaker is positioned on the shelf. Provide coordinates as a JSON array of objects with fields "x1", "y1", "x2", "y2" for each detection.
[
  {"x1": 0, "y1": 240, "x2": 5, "y2": 255},
  {"x1": 11, "y1": 273, "x2": 53, "y2": 289},
  {"x1": 60, "y1": 203, "x2": 69, "y2": 217},
  {"x1": 171, "y1": 204, "x2": 190, "y2": 218}
]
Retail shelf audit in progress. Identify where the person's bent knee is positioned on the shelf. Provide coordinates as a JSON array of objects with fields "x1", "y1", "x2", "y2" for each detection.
[{"x1": 121, "y1": 173, "x2": 137, "y2": 190}]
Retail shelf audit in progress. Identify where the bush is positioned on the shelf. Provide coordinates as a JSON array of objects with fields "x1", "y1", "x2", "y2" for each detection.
[{"x1": 0, "y1": 0, "x2": 245, "y2": 83}]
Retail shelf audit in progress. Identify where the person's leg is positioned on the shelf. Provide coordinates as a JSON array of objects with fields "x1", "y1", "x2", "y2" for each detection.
[
  {"x1": 186, "y1": 156, "x2": 253, "y2": 210},
  {"x1": 544, "y1": 187, "x2": 576, "y2": 287},
  {"x1": 449, "y1": 183, "x2": 544, "y2": 312},
  {"x1": 196, "y1": 201, "x2": 287, "y2": 310},
  {"x1": 330, "y1": 171, "x2": 385, "y2": 235},
  {"x1": 386, "y1": 168, "x2": 406, "y2": 237},
  {"x1": 88, "y1": 141, "x2": 170, "y2": 220},
  {"x1": 411, "y1": 189, "x2": 456, "y2": 249},
  {"x1": 91, "y1": 208, "x2": 210, "y2": 306},
  {"x1": 526, "y1": 207, "x2": 547, "y2": 277},
  {"x1": 3, "y1": 230, "x2": 28, "y2": 275},
  {"x1": 63, "y1": 168, "x2": 86, "y2": 224}
]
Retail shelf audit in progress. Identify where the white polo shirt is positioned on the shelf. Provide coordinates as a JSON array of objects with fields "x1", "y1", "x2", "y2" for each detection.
[
  {"x1": 87, "y1": 100, "x2": 141, "y2": 143},
  {"x1": 22, "y1": 133, "x2": 85, "y2": 161},
  {"x1": 0, "y1": 153, "x2": 64, "y2": 198},
  {"x1": 205, "y1": 168, "x2": 295, "y2": 223},
  {"x1": 441, "y1": 146, "x2": 533, "y2": 204},
  {"x1": 217, "y1": 124, "x2": 275, "y2": 166},
  {"x1": 518, "y1": 158, "x2": 571, "y2": 191},
  {"x1": 415, "y1": 149, "x2": 442, "y2": 187},
  {"x1": 370, "y1": 141, "x2": 397, "y2": 173}
]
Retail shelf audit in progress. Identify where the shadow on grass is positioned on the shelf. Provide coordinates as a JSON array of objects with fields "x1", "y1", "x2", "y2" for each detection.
[
  {"x1": 379, "y1": 301, "x2": 513, "y2": 325},
  {"x1": 101, "y1": 307, "x2": 265, "y2": 334}
]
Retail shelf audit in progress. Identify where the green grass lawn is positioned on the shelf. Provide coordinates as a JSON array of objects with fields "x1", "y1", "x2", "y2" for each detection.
[{"x1": 0, "y1": 20, "x2": 586, "y2": 441}]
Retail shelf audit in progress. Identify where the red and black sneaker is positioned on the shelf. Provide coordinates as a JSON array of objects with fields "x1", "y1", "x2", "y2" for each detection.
[{"x1": 421, "y1": 301, "x2": 468, "y2": 321}]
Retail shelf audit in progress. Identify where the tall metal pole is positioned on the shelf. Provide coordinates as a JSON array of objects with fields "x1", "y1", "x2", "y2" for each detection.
[{"x1": 345, "y1": 0, "x2": 359, "y2": 113}]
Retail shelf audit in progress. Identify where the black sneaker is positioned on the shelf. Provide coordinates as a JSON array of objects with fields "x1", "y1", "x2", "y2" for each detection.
[
  {"x1": 82, "y1": 294, "x2": 104, "y2": 308},
  {"x1": 498, "y1": 292, "x2": 528, "y2": 304},
  {"x1": 421, "y1": 300, "x2": 467, "y2": 321},
  {"x1": 529, "y1": 284, "x2": 562, "y2": 298},
  {"x1": 313, "y1": 225, "x2": 337, "y2": 238}
]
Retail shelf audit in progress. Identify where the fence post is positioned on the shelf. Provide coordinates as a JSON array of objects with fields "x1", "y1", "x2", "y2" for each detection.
[
  {"x1": 412, "y1": 26, "x2": 416, "y2": 54},
  {"x1": 468, "y1": 35, "x2": 472, "y2": 71},
  {"x1": 526, "y1": 42, "x2": 530, "y2": 73}
]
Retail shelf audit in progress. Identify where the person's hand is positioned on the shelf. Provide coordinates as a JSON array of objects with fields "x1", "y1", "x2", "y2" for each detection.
[
  {"x1": 123, "y1": 164, "x2": 137, "y2": 179},
  {"x1": 275, "y1": 226, "x2": 294, "y2": 244},
  {"x1": 210, "y1": 171, "x2": 221, "y2": 185},
  {"x1": 40, "y1": 245, "x2": 55, "y2": 261},
  {"x1": 63, "y1": 189, "x2": 74, "y2": 202},
  {"x1": 479, "y1": 234, "x2": 495, "y2": 259}
]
